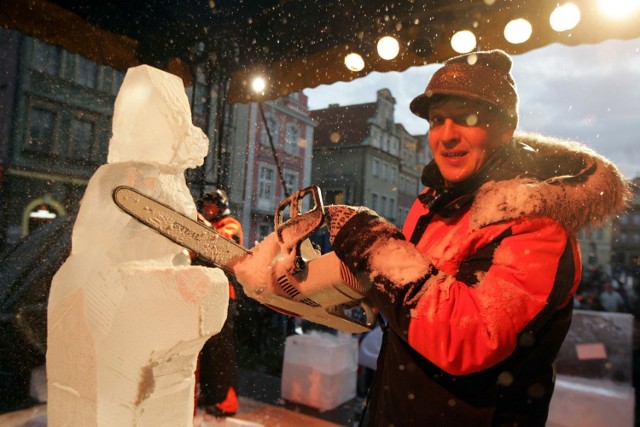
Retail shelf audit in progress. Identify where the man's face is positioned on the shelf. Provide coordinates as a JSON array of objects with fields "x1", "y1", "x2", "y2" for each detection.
[
  {"x1": 428, "y1": 98, "x2": 514, "y2": 184},
  {"x1": 202, "y1": 201, "x2": 219, "y2": 221}
]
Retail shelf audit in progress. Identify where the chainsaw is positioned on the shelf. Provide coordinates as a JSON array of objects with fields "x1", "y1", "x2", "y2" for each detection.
[{"x1": 112, "y1": 185, "x2": 375, "y2": 334}]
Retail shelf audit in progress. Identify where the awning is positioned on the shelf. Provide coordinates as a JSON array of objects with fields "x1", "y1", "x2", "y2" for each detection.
[{"x1": 2, "y1": 0, "x2": 639, "y2": 103}]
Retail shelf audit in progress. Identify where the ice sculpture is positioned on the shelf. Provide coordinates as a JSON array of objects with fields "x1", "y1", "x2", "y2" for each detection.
[{"x1": 46, "y1": 65, "x2": 229, "y2": 426}]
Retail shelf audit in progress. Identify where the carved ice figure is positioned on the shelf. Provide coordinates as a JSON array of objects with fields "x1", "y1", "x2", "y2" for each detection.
[{"x1": 47, "y1": 65, "x2": 228, "y2": 426}]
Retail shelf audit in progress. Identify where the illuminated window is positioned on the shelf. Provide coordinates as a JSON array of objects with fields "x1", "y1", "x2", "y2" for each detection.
[
  {"x1": 326, "y1": 190, "x2": 344, "y2": 205},
  {"x1": 28, "y1": 203, "x2": 58, "y2": 234}
]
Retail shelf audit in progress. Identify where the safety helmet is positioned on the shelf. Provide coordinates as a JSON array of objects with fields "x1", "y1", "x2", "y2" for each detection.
[{"x1": 200, "y1": 188, "x2": 231, "y2": 221}]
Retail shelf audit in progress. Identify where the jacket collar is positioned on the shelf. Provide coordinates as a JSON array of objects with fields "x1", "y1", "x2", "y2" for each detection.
[{"x1": 419, "y1": 132, "x2": 631, "y2": 231}]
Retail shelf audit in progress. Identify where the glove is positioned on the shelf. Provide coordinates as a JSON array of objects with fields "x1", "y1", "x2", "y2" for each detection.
[{"x1": 324, "y1": 205, "x2": 372, "y2": 245}]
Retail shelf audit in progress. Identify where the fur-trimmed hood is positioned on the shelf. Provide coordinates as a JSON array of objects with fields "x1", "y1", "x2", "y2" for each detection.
[
  {"x1": 469, "y1": 132, "x2": 632, "y2": 231},
  {"x1": 420, "y1": 132, "x2": 633, "y2": 232}
]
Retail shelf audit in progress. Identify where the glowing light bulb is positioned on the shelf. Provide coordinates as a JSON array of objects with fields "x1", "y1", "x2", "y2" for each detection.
[
  {"x1": 344, "y1": 53, "x2": 365, "y2": 72},
  {"x1": 251, "y1": 76, "x2": 266, "y2": 93},
  {"x1": 504, "y1": 18, "x2": 532, "y2": 44},
  {"x1": 550, "y1": 3, "x2": 581, "y2": 32},
  {"x1": 598, "y1": 0, "x2": 640, "y2": 19},
  {"x1": 377, "y1": 36, "x2": 400, "y2": 60},
  {"x1": 451, "y1": 30, "x2": 476, "y2": 53}
]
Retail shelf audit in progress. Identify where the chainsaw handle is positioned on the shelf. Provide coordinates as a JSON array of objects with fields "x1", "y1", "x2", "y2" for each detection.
[{"x1": 275, "y1": 186, "x2": 325, "y2": 270}]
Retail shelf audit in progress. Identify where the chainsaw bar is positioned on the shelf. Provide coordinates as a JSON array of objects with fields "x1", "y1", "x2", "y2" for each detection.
[{"x1": 112, "y1": 185, "x2": 248, "y2": 274}]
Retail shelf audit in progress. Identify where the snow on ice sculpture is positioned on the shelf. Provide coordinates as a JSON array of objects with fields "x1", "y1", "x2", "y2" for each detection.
[{"x1": 46, "y1": 65, "x2": 229, "y2": 426}]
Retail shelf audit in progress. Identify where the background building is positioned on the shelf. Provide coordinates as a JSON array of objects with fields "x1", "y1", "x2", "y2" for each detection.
[
  {"x1": 229, "y1": 94, "x2": 316, "y2": 246},
  {"x1": 0, "y1": 30, "x2": 125, "y2": 248},
  {"x1": 310, "y1": 89, "x2": 430, "y2": 228},
  {"x1": 611, "y1": 177, "x2": 640, "y2": 273},
  {"x1": 0, "y1": 29, "x2": 317, "y2": 252}
]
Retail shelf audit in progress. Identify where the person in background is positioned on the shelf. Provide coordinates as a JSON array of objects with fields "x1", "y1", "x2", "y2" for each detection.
[
  {"x1": 193, "y1": 189, "x2": 243, "y2": 418},
  {"x1": 600, "y1": 280, "x2": 626, "y2": 312},
  {"x1": 323, "y1": 50, "x2": 631, "y2": 426}
]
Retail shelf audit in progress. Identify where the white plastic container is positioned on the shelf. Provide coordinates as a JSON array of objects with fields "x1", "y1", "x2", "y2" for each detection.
[{"x1": 281, "y1": 332, "x2": 358, "y2": 411}]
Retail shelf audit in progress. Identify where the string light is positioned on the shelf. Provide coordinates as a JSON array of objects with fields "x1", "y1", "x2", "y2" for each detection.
[
  {"x1": 550, "y1": 3, "x2": 581, "y2": 32},
  {"x1": 451, "y1": 30, "x2": 476, "y2": 53},
  {"x1": 504, "y1": 18, "x2": 532, "y2": 44},
  {"x1": 251, "y1": 76, "x2": 266, "y2": 94},
  {"x1": 377, "y1": 36, "x2": 400, "y2": 60},
  {"x1": 344, "y1": 52, "x2": 365, "y2": 72}
]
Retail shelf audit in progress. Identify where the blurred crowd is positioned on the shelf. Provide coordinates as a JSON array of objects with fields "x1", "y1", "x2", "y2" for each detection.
[{"x1": 575, "y1": 264, "x2": 639, "y2": 315}]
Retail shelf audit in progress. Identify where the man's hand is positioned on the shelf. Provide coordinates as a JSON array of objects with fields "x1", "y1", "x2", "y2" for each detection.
[{"x1": 325, "y1": 205, "x2": 372, "y2": 244}]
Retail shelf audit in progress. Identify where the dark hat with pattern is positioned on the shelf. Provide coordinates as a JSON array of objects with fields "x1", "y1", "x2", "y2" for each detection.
[{"x1": 410, "y1": 49, "x2": 519, "y2": 127}]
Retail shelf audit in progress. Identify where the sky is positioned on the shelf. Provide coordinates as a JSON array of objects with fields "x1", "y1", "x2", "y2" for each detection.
[{"x1": 303, "y1": 37, "x2": 640, "y2": 179}]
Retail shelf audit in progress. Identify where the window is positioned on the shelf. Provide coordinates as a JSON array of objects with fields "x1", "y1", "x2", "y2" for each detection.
[
  {"x1": 381, "y1": 196, "x2": 387, "y2": 216},
  {"x1": 258, "y1": 165, "x2": 275, "y2": 200},
  {"x1": 68, "y1": 118, "x2": 95, "y2": 161},
  {"x1": 390, "y1": 166, "x2": 397, "y2": 183},
  {"x1": 372, "y1": 158, "x2": 380, "y2": 177},
  {"x1": 285, "y1": 124, "x2": 300, "y2": 155},
  {"x1": 262, "y1": 116, "x2": 278, "y2": 146},
  {"x1": 257, "y1": 221, "x2": 273, "y2": 242},
  {"x1": 382, "y1": 163, "x2": 388, "y2": 181},
  {"x1": 284, "y1": 170, "x2": 299, "y2": 194},
  {"x1": 75, "y1": 55, "x2": 98, "y2": 88},
  {"x1": 193, "y1": 79, "x2": 207, "y2": 115},
  {"x1": 112, "y1": 69, "x2": 125, "y2": 96},
  {"x1": 389, "y1": 199, "x2": 395, "y2": 218},
  {"x1": 326, "y1": 190, "x2": 344, "y2": 205},
  {"x1": 27, "y1": 107, "x2": 56, "y2": 154},
  {"x1": 371, "y1": 193, "x2": 378, "y2": 211},
  {"x1": 32, "y1": 39, "x2": 61, "y2": 76}
]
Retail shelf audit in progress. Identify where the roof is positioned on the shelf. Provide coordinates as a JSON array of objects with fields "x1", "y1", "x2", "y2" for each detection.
[
  {"x1": 3, "y1": 0, "x2": 639, "y2": 103},
  {"x1": 310, "y1": 103, "x2": 377, "y2": 148}
]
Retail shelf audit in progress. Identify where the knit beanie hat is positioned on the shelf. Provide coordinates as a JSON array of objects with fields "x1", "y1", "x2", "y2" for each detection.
[{"x1": 410, "y1": 49, "x2": 519, "y2": 127}]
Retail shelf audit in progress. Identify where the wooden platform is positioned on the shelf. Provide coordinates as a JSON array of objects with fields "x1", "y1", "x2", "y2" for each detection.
[{"x1": 0, "y1": 397, "x2": 345, "y2": 427}]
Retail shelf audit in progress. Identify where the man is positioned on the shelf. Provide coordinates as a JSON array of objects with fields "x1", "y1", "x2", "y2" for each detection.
[
  {"x1": 193, "y1": 189, "x2": 243, "y2": 418},
  {"x1": 324, "y1": 50, "x2": 631, "y2": 426},
  {"x1": 599, "y1": 280, "x2": 626, "y2": 312}
]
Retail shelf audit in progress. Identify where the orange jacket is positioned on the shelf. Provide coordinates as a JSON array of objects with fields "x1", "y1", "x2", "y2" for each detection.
[{"x1": 194, "y1": 213, "x2": 244, "y2": 299}]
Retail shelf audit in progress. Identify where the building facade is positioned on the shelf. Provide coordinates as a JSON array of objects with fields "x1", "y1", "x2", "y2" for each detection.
[
  {"x1": 310, "y1": 89, "x2": 429, "y2": 228},
  {"x1": 0, "y1": 29, "x2": 125, "y2": 249},
  {"x1": 229, "y1": 94, "x2": 316, "y2": 246}
]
